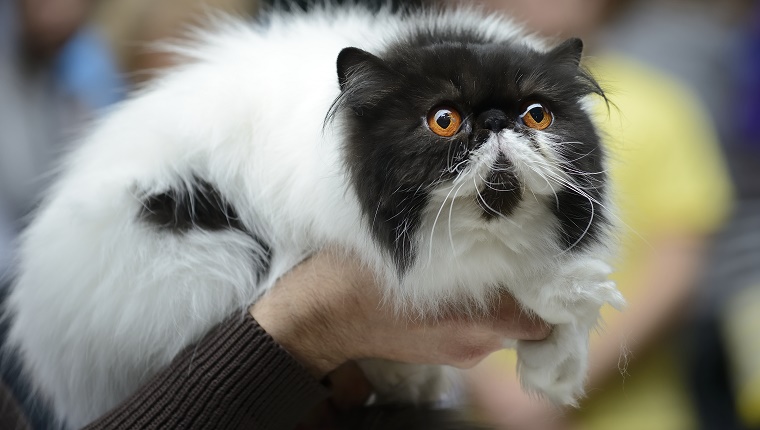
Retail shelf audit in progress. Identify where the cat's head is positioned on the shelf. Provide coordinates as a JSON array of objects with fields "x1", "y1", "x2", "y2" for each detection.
[{"x1": 331, "y1": 31, "x2": 607, "y2": 274}]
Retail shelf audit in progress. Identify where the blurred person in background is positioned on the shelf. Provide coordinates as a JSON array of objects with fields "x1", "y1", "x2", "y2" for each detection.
[
  {"x1": 92, "y1": 0, "x2": 259, "y2": 86},
  {"x1": 592, "y1": 0, "x2": 760, "y2": 428},
  {"x1": 91, "y1": 0, "x2": 407, "y2": 88},
  {"x1": 686, "y1": 2, "x2": 760, "y2": 429},
  {"x1": 466, "y1": 1, "x2": 734, "y2": 429},
  {"x1": 0, "y1": 0, "x2": 124, "y2": 281},
  {"x1": 0, "y1": 0, "x2": 125, "y2": 428}
]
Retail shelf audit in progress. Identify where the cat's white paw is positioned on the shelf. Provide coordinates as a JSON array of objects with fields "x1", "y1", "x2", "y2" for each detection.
[
  {"x1": 516, "y1": 323, "x2": 588, "y2": 407},
  {"x1": 509, "y1": 255, "x2": 624, "y2": 407},
  {"x1": 590, "y1": 280, "x2": 626, "y2": 310},
  {"x1": 525, "y1": 259, "x2": 625, "y2": 326},
  {"x1": 358, "y1": 360, "x2": 450, "y2": 404},
  {"x1": 562, "y1": 260, "x2": 626, "y2": 311},
  {"x1": 565, "y1": 279, "x2": 625, "y2": 327}
]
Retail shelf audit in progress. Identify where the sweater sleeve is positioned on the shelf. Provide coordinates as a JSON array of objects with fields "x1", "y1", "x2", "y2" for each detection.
[{"x1": 84, "y1": 313, "x2": 330, "y2": 430}]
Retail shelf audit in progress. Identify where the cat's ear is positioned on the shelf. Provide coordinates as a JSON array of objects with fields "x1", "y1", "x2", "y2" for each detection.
[
  {"x1": 337, "y1": 47, "x2": 392, "y2": 91},
  {"x1": 548, "y1": 38, "x2": 584, "y2": 67}
]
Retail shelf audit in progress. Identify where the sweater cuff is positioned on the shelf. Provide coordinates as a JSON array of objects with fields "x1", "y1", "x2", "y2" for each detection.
[
  {"x1": 243, "y1": 314, "x2": 332, "y2": 429},
  {"x1": 86, "y1": 313, "x2": 330, "y2": 430}
]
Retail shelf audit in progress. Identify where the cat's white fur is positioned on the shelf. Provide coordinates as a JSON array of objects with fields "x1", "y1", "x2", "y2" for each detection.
[{"x1": 6, "y1": 6, "x2": 624, "y2": 428}]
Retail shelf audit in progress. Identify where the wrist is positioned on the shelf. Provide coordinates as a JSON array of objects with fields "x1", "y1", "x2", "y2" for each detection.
[
  {"x1": 249, "y1": 300, "x2": 348, "y2": 379},
  {"x1": 248, "y1": 250, "x2": 378, "y2": 378}
]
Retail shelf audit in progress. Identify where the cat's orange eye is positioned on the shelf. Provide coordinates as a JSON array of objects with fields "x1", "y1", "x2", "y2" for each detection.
[
  {"x1": 427, "y1": 107, "x2": 462, "y2": 137},
  {"x1": 520, "y1": 102, "x2": 553, "y2": 130}
]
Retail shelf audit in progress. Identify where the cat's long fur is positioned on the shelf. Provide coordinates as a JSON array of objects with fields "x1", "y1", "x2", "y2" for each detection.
[{"x1": 5, "y1": 5, "x2": 624, "y2": 428}]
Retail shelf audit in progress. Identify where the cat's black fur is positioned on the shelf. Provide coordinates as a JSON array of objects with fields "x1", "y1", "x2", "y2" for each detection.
[
  {"x1": 139, "y1": 177, "x2": 273, "y2": 277},
  {"x1": 140, "y1": 177, "x2": 245, "y2": 233}
]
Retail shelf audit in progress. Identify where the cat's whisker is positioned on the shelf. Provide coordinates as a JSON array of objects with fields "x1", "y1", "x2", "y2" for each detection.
[
  {"x1": 560, "y1": 148, "x2": 600, "y2": 164},
  {"x1": 478, "y1": 177, "x2": 516, "y2": 191},
  {"x1": 525, "y1": 163, "x2": 562, "y2": 211},
  {"x1": 396, "y1": 218, "x2": 413, "y2": 261},
  {"x1": 447, "y1": 179, "x2": 470, "y2": 263},
  {"x1": 537, "y1": 169, "x2": 634, "y2": 255},
  {"x1": 528, "y1": 158, "x2": 603, "y2": 194},
  {"x1": 545, "y1": 171, "x2": 649, "y2": 249},
  {"x1": 427, "y1": 181, "x2": 460, "y2": 265},
  {"x1": 475, "y1": 171, "x2": 519, "y2": 193},
  {"x1": 557, "y1": 194, "x2": 595, "y2": 255},
  {"x1": 545, "y1": 140, "x2": 603, "y2": 162},
  {"x1": 543, "y1": 172, "x2": 604, "y2": 207},
  {"x1": 448, "y1": 158, "x2": 470, "y2": 174},
  {"x1": 555, "y1": 165, "x2": 609, "y2": 177},
  {"x1": 372, "y1": 200, "x2": 382, "y2": 230},
  {"x1": 473, "y1": 173, "x2": 520, "y2": 226}
]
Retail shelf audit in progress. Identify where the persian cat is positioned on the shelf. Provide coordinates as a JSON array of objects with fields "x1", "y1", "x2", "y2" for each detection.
[{"x1": 5, "y1": 4, "x2": 624, "y2": 428}]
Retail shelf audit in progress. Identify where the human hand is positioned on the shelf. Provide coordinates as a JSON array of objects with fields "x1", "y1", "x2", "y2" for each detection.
[{"x1": 250, "y1": 248, "x2": 551, "y2": 378}]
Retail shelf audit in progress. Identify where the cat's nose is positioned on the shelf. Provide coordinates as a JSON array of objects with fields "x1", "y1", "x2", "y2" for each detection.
[{"x1": 477, "y1": 109, "x2": 509, "y2": 133}]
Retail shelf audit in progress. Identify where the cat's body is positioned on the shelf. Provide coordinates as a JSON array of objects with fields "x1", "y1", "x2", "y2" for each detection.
[{"x1": 6, "y1": 5, "x2": 624, "y2": 428}]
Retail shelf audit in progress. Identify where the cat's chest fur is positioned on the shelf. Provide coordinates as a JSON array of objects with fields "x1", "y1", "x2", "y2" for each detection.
[{"x1": 394, "y1": 191, "x2": 562, "y2": 312}]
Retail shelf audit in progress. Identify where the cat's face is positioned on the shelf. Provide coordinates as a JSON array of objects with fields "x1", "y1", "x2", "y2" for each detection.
[{"x1": 334, "y1": 36, "x2": 607, "y2": 272}]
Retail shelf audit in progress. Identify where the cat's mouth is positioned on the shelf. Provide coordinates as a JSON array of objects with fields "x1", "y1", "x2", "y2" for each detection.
[
  {"x1": 433, "y1": 132, "x2": 556, "y2": 220},
  {"x1": 479, "y1": 131, "x2": 563, "y2": 199},
  {"x1": 475, "y1": 154, "x2": 523, "y2": 219}
]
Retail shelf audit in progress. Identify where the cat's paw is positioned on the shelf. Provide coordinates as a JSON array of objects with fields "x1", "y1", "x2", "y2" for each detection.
[
  {"x1": 562, "y1": 259, "x2": 625, "y2": 310},
  {"x1": 530, "y1": 259, "x2": 625, "y2": 325},
  {"x1": 589, "y1": 280, "x2": 625, "y2": 310},
  {"x1": 516, "y1": 323, "x2": 588, "y2": 407},
  {"x1": 566, "y1": 280, "x2": 625, "y2": 323},
  {"x1": 358, "y1": 360, "x2": 450, "y2": 404},
  {"x1": 508, "y1": 257, "x2": 622, "y2": 406}
]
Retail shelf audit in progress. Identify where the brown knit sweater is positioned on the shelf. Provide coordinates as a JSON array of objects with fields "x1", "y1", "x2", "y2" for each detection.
[
  {"x1": 0, "y1": 314, "x2": 330, "y2": 430},
  {"x1": 86, "y1": 314, "x2": 330, "y2": 429}
]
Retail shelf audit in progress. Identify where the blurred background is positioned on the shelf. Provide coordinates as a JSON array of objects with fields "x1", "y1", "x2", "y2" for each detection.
[{"x1": 0, "y1": 0, "x2": 758, "y2": 429}]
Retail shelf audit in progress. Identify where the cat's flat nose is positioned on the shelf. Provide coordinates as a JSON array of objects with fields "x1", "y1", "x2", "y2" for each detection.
[{"x1": 477, "y1": 109, "x2": 509, "y2": 133}]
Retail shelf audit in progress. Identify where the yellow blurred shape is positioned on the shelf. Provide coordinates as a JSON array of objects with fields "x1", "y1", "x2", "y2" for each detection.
[{"x1": 722, "y1": 283, "x2": 760, "y2": 426}]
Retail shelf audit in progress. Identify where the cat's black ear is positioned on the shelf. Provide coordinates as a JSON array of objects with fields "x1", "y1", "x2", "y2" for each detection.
[
  {"x1": 337, "y1": 47, "x2": 391, "y2": 91},
  {"x1": 548, "y1": 38, "x2": 584, "y2": 67}
]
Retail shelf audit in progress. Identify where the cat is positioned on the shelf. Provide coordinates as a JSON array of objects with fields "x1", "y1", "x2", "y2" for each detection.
[{"x1": 5, "y1": 4, "x2": 624, "y2": 428}]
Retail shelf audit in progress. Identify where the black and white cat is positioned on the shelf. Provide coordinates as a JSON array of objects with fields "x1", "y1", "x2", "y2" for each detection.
[{"x1": 6, "y1": 5, "x2": 624, "y2": 428}]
